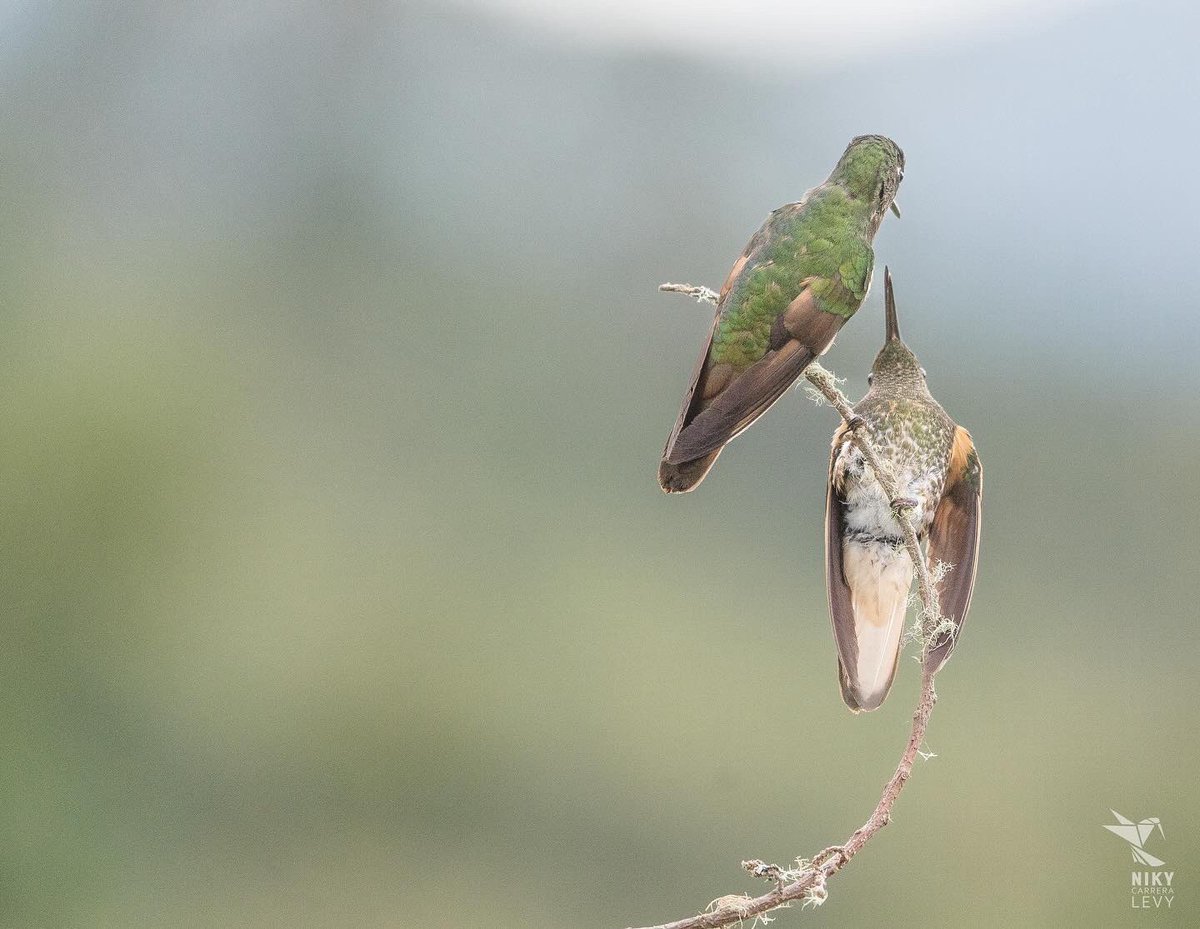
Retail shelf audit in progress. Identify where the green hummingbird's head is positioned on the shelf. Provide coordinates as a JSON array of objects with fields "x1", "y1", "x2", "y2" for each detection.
[
  {"x1": 866, "y1": 269, "x2": 929, "y2": 397},
  {"x1": 831, "y1": 135, "x2": 905, "y2": 233}
]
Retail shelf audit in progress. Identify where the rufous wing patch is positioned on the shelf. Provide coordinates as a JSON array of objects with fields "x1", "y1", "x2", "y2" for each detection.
[
  {"x1": 924, "y1": 427, "x2": 982, "y2": 673},
  {"x1": 782, "y1": 283, "x2": 841, "y2": 349},
  {"x1": 700, "y1": 362, "x2": 733, "y2": 400}
]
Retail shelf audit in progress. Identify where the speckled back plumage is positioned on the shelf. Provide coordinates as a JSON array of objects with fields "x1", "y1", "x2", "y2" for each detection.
[{"x1": 834, "y1": 394, "x2": 956, "y2": 535}]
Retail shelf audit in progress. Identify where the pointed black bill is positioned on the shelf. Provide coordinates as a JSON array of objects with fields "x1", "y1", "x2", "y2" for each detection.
[{"x1": 884, "y1": 267, "x2": 901, "y2": 342}]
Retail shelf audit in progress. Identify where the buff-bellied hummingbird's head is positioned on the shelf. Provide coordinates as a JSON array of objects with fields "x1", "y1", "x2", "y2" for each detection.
[
  {"x1": 830, "y1": 135, "x2": 905, "y2": 234},
  {"x1": 867, "y1": 268, "x2": 929, "y2": 397}
]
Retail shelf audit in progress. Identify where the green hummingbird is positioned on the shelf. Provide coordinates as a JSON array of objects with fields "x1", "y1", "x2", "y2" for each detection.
[
  {"x1": 825, "y1": 270, "x2": 982, "y2": 712},
  {"x1": 659, "y1": 135, "x2": 905, "y2": 493}
]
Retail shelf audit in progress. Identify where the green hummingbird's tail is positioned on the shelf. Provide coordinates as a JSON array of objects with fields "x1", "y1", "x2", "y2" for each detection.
[{"x1": 658, "y1": 449, "x2": 723, "y2": 493}]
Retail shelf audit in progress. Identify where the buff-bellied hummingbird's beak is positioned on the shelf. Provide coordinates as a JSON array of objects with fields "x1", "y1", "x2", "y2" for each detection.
[{"x1": 884, "y1": 267, "x2": 901, "y2": 342}]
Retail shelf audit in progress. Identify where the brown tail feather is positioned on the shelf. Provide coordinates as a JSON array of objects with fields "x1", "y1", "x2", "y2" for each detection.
[{"x1": 658, "y1": 449, "x2": 723, "y2": 493}]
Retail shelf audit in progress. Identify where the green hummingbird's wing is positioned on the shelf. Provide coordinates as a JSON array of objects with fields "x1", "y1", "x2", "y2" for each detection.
[
  {"x1": 665, "y1": 337, "x2": 817, "y2": 463},
  {"x1": 661, "y1": 285, "x2": 842, "y2": 470},
  {"x1": 657, "y1": 305, "x2": 727, "y2": 492},
  {"x1": 657, "y1": 209, "x2": 788, "y2": 492},
  {"x1": 924, "y1": 427, "x2": 983, "y2": 674}
]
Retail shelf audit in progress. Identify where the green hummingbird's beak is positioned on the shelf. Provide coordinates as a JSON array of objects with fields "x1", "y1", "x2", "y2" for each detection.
[
  {"x1": 889, "y1": 200, "x2": 901, "y2": 218},
  {"x1": 884, "y1": 266, "x2": 901, "y2": 342}
]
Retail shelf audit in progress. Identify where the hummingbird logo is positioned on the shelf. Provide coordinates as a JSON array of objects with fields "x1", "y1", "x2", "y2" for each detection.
[{"x1": 1103, "y1": 810, "x2": 1166, "y2": 867}]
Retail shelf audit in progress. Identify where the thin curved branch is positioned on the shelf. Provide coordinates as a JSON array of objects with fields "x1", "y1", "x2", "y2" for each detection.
[{"x1": 631, "y1": 284, "x2": 946, "y2": 929}]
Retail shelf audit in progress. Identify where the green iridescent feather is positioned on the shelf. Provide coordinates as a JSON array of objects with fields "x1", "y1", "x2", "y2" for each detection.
[{"x1": 710, "y1": 186, "x2": 875, "y2": 369}]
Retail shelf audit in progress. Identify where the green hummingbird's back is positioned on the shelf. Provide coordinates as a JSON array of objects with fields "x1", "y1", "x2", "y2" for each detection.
[{"x1": 710, "y1": 190, "x2": 874, "y2": 369}]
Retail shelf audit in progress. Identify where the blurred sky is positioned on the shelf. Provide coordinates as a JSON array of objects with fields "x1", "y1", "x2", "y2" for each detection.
[
  {"x1": 2, "y1": 3, "x2": 1198, "y2": 929},
  {"x1": 465, "y1": 0, "x2": 1101, "y2": 67}
]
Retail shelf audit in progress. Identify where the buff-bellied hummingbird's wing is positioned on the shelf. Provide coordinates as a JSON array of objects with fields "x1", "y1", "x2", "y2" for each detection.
[{"x1": 923, "y1": 427, "x2": 982, "y2": 673}]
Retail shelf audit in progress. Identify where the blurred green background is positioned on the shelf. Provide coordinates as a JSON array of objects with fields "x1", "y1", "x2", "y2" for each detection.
[{"x1": 2, "y1": 2, "x2": 1198, "y2": 927}]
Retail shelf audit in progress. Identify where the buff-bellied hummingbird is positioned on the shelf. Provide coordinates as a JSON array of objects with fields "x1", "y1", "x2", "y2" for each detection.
[{"x1": 825, "y1": 271, "x2": 982, "y2": 712}]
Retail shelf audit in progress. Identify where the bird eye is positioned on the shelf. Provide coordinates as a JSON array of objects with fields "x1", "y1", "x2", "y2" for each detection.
[
  {"x1": 919, "y1": 367, "x2": 927, "y2": 379},
  {"x1": 867, "y1": 373, "x2": 874, "y2": 386}
]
